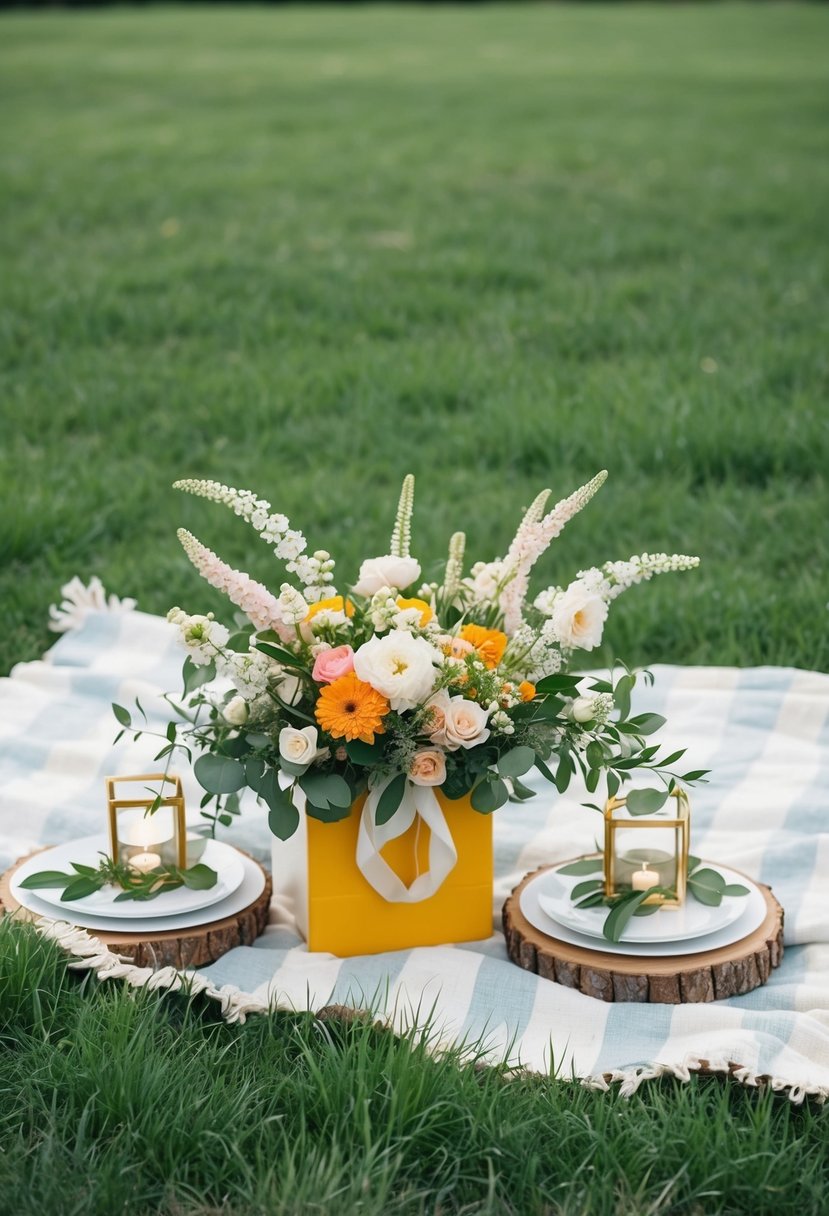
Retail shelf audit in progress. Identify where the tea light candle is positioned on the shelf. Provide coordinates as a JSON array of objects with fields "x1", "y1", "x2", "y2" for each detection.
[
  {"x1": 632, "y1": 861, "x2": 659, "y2": 891},
  {"x1": 130, "y1": 851, "x2": 162, "y2": 875}
]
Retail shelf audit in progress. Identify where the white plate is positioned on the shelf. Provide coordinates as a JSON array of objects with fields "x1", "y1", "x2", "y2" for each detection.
[
  {"x1": 11, "y1": 849, "x2": 266, "y2": 934},
  {"x1": 519, "y1": 866, "x2": 768, "y2": 956},
  {"x1": 534, "y1": 860, "x2": 755, "y2": 945},
  {"x1": 12, "y1": 835, "x2": 245, "y2": 920}
]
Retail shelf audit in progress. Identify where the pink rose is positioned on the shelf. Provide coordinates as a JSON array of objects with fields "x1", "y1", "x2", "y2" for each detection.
[
  {"x1": 312, "y1": 645, "x2": 355, "y2": 684},
  {"x1": 409, "y1": 748, "x2": 447, "y2": 787}
]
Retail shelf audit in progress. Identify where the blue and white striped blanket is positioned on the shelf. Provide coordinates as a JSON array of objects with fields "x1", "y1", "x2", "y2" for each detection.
[{"x1": 2, "y1": 609, "x2": 828, "y2": 1100}]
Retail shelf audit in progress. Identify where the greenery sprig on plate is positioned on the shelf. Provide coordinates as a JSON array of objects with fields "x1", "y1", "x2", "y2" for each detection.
[
  {"x1": 19, "y1": 855, "x2": 218, "y2": 903},
  {"x1": 557, "y1": 855, "x2": 750, "y2": 943}
]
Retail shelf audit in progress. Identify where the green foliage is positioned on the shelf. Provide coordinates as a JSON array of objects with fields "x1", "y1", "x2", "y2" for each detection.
[
  {"x1": 19, "y1": 855, "x2": 218, "y2": 902},
  {"x1": 1, "y1": 917, "x2": 829, "y2": 1215}
]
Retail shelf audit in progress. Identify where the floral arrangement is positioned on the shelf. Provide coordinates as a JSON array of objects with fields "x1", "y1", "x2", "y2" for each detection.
[{"x1": 139, "y1": 471, "x2": 702, "y2": 843}]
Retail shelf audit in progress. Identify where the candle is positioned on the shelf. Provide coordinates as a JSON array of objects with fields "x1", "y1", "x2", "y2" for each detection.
[
  {"x1": 130, "y1": 851, "x2": 162, "y2": 875},
  {"x1": 632, "y1": 862, "x2": 659, "y2": 891}
]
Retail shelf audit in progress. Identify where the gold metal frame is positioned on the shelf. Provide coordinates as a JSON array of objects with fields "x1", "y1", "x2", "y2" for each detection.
[
  {"x1": 105, "y1": 773, "x2": 186, "y2": 868},
  {"x1": 603, "y1": 787, "x2": 690, "y2": 907}
]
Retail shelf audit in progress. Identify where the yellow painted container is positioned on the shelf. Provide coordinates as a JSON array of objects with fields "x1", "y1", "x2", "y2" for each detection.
[{"x1": 272, "y1": 791, "x2": 494, "y2": 957}]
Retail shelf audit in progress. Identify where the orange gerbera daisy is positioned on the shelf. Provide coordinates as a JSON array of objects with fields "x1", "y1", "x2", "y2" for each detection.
[
  {"x1": 304, "y1": 595, "x2": 355, "y2": 623},
  {"x1": 459, "y1": 623, "x2": 508, "y2": 670},
  {"x1": 314, "y1": 673, "x2": 390, "y2": 744}
]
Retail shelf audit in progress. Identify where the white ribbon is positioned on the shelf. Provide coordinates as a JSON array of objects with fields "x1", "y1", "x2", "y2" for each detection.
[{"x1": 356, "y1": 777, "x2": 458, "y2": 902}]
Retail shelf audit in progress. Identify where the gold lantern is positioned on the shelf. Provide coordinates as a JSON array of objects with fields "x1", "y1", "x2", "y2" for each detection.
[
  {"x1": 603, "y1": 788, "x2": 690, "y2": 907},
  {"x1": 106, "y1": 773, "x2": 186, "y2": 873}
]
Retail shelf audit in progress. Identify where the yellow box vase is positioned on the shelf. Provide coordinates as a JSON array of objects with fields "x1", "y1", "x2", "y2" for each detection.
[{"x1": 271, "y1": 790, "x2": 494, "y2": 957}]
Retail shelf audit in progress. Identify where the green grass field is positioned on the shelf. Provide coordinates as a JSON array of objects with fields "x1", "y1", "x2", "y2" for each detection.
[
  {"x1": 2, "y1": 5, "x2": 829, "y2": 1213},
  {"x1": 1, "y1": 3, "x2": 827, "y2": 676}
]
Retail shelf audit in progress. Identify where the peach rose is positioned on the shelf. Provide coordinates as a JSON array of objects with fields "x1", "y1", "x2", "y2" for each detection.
[
  {"x1": 409, "y1": 748, "x2": 447, "y2": 787},
  {"x1": 312, "y1": 645, "x2": 355, "y2": 684},
  {"x1": 424, "y1": 690, "x2": 452, "y2": 737},
  {"x1": 443, "y1": 696, "x2": 491, "y2": 751}
]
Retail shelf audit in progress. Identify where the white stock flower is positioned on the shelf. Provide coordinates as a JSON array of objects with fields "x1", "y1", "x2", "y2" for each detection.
[
  {"x1": 353, "y1": 555, "x2": 421, "y2": 597},
  {"x1": 550, "y1": 581, "x2": 609, "y2": 652},
  {"x1": 167, "y1": 609, "x2": 229, "y2": 666},
  {"x1": 223, "y1": 695, "x2": 249, "y2": 726},
  {"x1": 353, "y1": 632, "x2": 437, "y2": 711},
  {"x1": 277, "y1": 583, "x2": 308, "y2": 625},
  {"x1": 279, "y1": 725, "x2": 320, "y2": 768}
]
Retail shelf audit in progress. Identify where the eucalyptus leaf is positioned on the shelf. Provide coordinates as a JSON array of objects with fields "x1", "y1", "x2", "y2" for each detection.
[
  {"x1": 471, "y1": 776, "x2": 509, "y2": 814},
  {"x1": 305, "y1": 801, "x2": 351, "y2": 823},
  {"x1": 376, "y1": 774, "x2": 407, "y2": 826},
  {"x1": 556, "y1": 858, "x2": 604, "y2": 876},
  {"x1": 603, "y1": 889, "x2": 652, "y2": 942},
  {"x1": 345, "y1": 738, "x2": 387, "y2": 765},
  {"x1": 722, "y1": 883, "x2": 750, "y2": 897},
  {"x1": 628, "y1": 713, "x2": 667, "y2": 735},
  {"x1": 194, "y1": 754, "x2": 246, "y2": 796},
  {"x1": 625, "y1": 788, "x2": 669, "y2": 816},
  {"x1": 258, "y1": 771, "x2": 300, "y2": 840},
  {"x1": 496, "y1": 746, "x2": 536, "y2": 779},
  {"x1": 18, "y1": 870, "x2": 76, "y2": 890},
  {"x1": 61, "y1": 875, "x2": 105, "y2": 902},
  {"x1": 182, "y1": 657, "x2": 216, "y2": 696},
  {"x1": 571, "y1": 878, "x2": 604, "y2": 899},
  {"x1": 688, "y1": 867, "x2": 726, "y2": 906},
  {"x1": 181, "y1": 864, "x2": 218, "y2": 890},
  {"x1": 613, "y1": 674, "x2": 634, "y2": 721}
]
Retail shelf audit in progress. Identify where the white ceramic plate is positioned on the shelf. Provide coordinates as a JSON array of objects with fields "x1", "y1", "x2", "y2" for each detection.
[
  {"x1": 534, "y1": 860, "x2": 755, "y2": 945},
  {"x1": 11, "y1": 848, "x2": 266, "y2": 934},
  {"x1": 12, "y1": 835, "x2": 245, "y2": 920},
  {"x1": 519, "y1": 865, "x2": 768, "y2": 956}
]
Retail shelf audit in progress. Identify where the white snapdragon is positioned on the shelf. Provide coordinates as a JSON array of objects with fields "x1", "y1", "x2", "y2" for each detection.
[
  {"x1": 393, "y1": 606, "x2": 426, "y2": 633},
  {"x1": 167, "y1": 608, "x2": 229, "y2": 667},
  {"x1": 462, "y1": 560, "x2": 506, "y2": 605},
  {"x1": 276, "y1": 583, "x2": 308, "y2": 625},
  {"x1": 368, "y1": 587, "x2": 400, "y2": 633}
]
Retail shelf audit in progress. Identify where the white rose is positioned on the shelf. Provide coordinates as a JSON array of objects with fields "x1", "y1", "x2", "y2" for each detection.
[
  {"x1": 279, "y1": 725, "x2": 320, "y2": 768},
  {"x1": 441, "y1": 696, "x2": 491, "y2": 751},
  {"x1": 223, "y1": 695, "x2": 249, "y2": 726},
  {"x1": 353, "y1": 555, "x2": 421, "y2": 596},
  {"x1": 550, "y1": 581, "x2": 609, "y2": 652},
  {"x1": 353, "y1": 632, "x2": 437, "y2": 712},
  {"x1": 571, "y1": 696, "x2": 596, "y2": 723}
]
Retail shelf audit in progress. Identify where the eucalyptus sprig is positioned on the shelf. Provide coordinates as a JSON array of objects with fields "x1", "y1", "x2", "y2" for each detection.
[
  {"x1": 20, "y1": 855, "x2": 217, "y2": 903},
  {"x1": 557, "y1": 851, "x2": 750, "y2": 943}
]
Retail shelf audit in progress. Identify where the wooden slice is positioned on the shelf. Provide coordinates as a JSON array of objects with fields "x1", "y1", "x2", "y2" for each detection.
[
  {"x1": 502, "y1": 861, "x2": 783, "y2": 1003},
  {"x1": 0, "y1": 848, "x2": 272, "y2": 970}
]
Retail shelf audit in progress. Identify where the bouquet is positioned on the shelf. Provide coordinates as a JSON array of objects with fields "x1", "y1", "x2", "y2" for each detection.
[{"x1": 145, "y1": 471, "x2": 701, "y2": 859}]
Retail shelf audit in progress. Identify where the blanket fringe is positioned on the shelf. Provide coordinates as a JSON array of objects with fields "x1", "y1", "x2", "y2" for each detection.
[
  {"x1": 48, "y1": 576, "x2": 137, "y2": 633},
  {"x1": 28, "y1": 916, "x2": 828, "y2": 1106}
]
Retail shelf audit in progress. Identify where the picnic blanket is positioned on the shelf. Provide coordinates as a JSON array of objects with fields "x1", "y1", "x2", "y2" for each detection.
[{"x1": 2, "y1": 605, "x2": 828, "y2": 1102}]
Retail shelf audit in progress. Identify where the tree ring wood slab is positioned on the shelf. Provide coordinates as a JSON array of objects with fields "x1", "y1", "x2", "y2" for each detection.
[
  {"x1": 0, "y1": 847, "x2": 272, "y2": 970},
  {"x1": 502, "y1": 861, "x2": 783, "y2": 1004}
]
